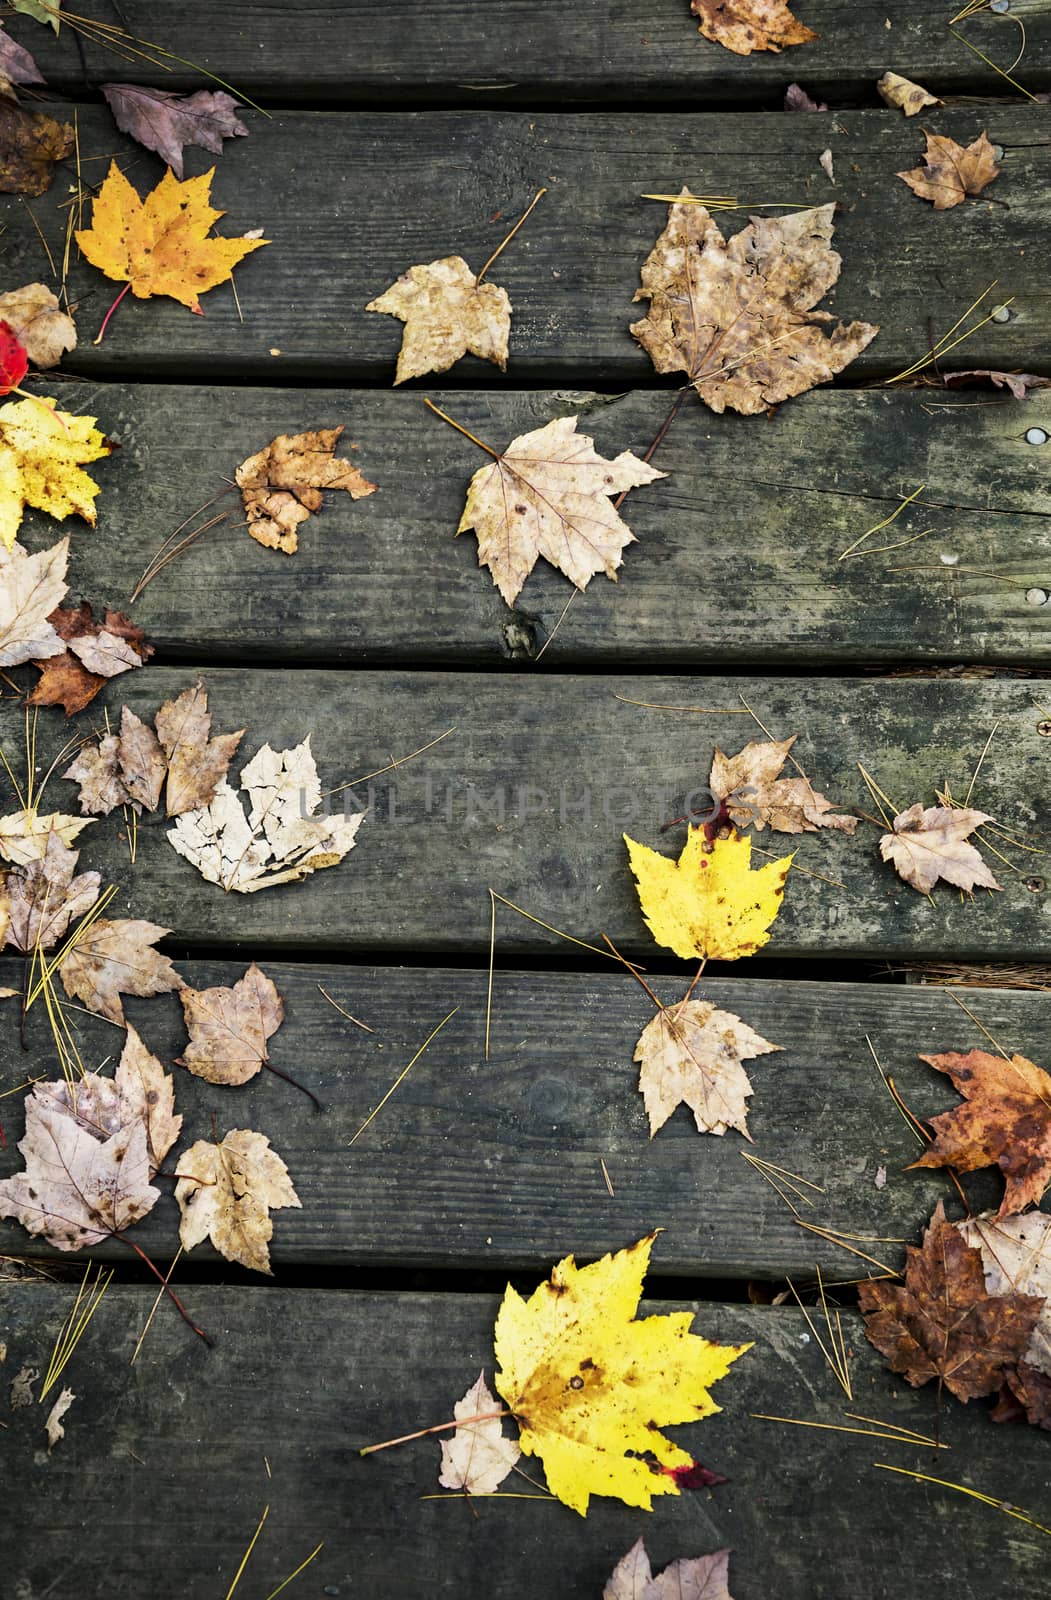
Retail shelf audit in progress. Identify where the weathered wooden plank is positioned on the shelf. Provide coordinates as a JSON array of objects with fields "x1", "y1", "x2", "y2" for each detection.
[
  {"x1": 16, "y1": 1, "x2": 1051, "y2": 103},
  {"x1": 0, "y1": 668, "x2": 1046, "y2": 960},
  {"x1": 30, "y1": 381, "x2": 1051, "y2": 668},
  {"x1": 1, "y1": 1285, "x2": 1045, "y2": 1599},
  {"x1": 0, "y1": 961, "x2": 1036, "y2": 1275},
  {"x1": 6, "y1": 108, "x2": 1049, "y2": 381}
]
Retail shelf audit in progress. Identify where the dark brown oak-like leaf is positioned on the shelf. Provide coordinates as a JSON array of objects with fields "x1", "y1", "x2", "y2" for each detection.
[
  {"x1": 178, "y1": 962, "x2": 284, "y2": 1085},
  {"x1": 690, "y1": 0, "x2": 816, "y2": 55},
  {"x1": 912, "y1": 1049, "x2": 1051, "y2": 1218},
  {"x1": 59, "y1": 917, "x2": 184, "y2": 1026},
  {"x1": 879, "y1": 803, "x2": 1000, "y2": 895},
  {"x1": 898, "y1": 130, "x2": 1000, "y2": 210},
  {"x1": 631, "y1": 198, "x2": 877, "y2": 416},
  {"x1": 4, "y1": 832, "x2": 99, "y2": 952},
  {"x1": 605, "y1": 1539, "x2": 734, "y2": 1600},
  {"x1": 101, "y1": 84, "x2": 248, "y2": 179},
  {"x1": 28, "y1": 602, "x2": 151, "y2": 715},
  {"x1": 0, "y1": 94, "x2": 73, "y2": 195},
  {"x1": 235, "y1": 426, "x2": 377, "y2": 554},
  {"x1": 858, "y1": 1201, "x2": 1044, "y2": 1402},
  {"x1": 710, "y1": 735, "x2": 856, "y2": 834},
  {"x1": 155, "y1": 678, "x2": 245, "y2": 817}
]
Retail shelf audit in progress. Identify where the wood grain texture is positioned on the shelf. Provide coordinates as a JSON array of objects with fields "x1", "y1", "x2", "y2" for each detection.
[
  {"x1": 1, "y1": 1284, "x2": 1046, "y2": 1599},
  {"x1": 6, "y1": 108, "x2": 1049, "y2": 382},
  {"x1": 1, "y1": 667, "x2": 1046, "y2": 960},
  {"x1": 0, "y1": 960, "x2": 1038, "y2": 1276},
  {"x1": 29, "y1": 382, "x2": 1051, "y2": 668},
  {"x1": 16, "y1": 0, "x2": 1051, "y2": 102}
]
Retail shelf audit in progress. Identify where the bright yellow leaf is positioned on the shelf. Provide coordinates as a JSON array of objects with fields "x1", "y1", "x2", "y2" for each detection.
[
  {"x1": 75, "y1": 162, "x2": 269, "y2": 315},
  {"x1": 493, "y1": 1233, "x2": 750, "y2": 1516},
  {"x1": 0, "y1": 397, "x2": 111, "y2": 551},
  {"x1": 624, "y1": 826, "x2": 792, "y2": 961}
]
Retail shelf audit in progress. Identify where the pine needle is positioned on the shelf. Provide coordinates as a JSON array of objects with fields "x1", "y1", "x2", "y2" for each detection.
[
  {"x1": 786, "y1": 1268, "x2": 853, "y2": 1399},
  {"x1": 873, "y1": 1463, "x2": 1051, "y2": 1537},
  {"x1": 40, "y1": 1264, "x2": 112, "y2": 1401},
  {"x1": 838, "y1": 485, "x2": 926, "y2": 560},
  {"x1": 225, "y1": 1505, "x2": 269, "y2": 1600},
  {"x1": 262, "y1": 1542, "x2": 325, "y2": 1599},
  {"x1": 348, "y1": 1009, "x2": 458, "y2": 1146},
  {"x1": 612, "y1": 694, "x2": 750, "y2": 714},
  {"x1": 752, "y1": 1413, "x2": 946, "y2": 1448}
]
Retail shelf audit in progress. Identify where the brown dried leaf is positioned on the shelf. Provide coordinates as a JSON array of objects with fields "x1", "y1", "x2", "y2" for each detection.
[
  {"x1": 155, "y1": 678, "x2": 245, "y2": 817},
  {"x1": 879, "y1": 803, "x2": 1000, "y2": 894},
  {"x1": 605, "y1": 1539, "x2": 734, "y2": 1600},
  {"x1": 911, "y1": 1049, "x2": 1051, "y2": 1218},
  {"x1": 118, "y1": 705, "x2": 166, "y2": 811},
  {"x1": 943, "y1": 369, "x2": 1051, "y2": 401},
  {"x1": 784, "y1": 82, "x2": 826, "y2": 112},
  {"x1": 235, "y1": 426, "x2": 377, "y2": 554},
  {"x1": 28, "y1": 652, "x2": 105, "y2": 715},
  {"x1": 858, "y1": 1200, "x2": 1044, "y2": 1402},
  {"x1": 456, "y1": 414, "x2": 665, "y2": 607},
  {"x1": 958, "y1": 1212, "x2": 1051, "y2": 1377},
  {"x1": 113, "y1": 1022, "x2": 183, "y2": 1170},
  {"x1": 631, "y1": 198, "x2": 878, "y2": 415},
  {"x1": 101, "y1": 84, "x2": 247, "y2": 180},
  {"x1": 876, "y1": 72, "x2": 940, "y2": 117},
  {"x1": 710, "y1": 735, "x2": 857, "y2": 834},
  {"x1": 367, "y1": 257, "x2": 512, "y2": 384},
  {"x1": 0, "y1": 282, "x2": 75, "y2": 367},
  {"x1": 633, "y1": 999, "x2": 780, "y2": 1137},
  {"x1": 898, "y1": 129, "x2": 1000, "y2": 210},
  {"x1": 63, "y1": 732, "x2": 126, "y2": 816},
  {"x1": 438, "y1": 1370, "x2": 521, "y2": 1493},
  {"x1": 996, "y1": 1362, "x2": 1051, "y2": 1430},
  {"x1": 0, "y1": 536, "x2": 68, "y2": 667},
  {"x1": 4, "y1": 831, "x2": 99, "y2": 952},
  {"x1": 178, "y1": 962, "x2": 284, "y2": 1085},
  {"x1": 0, "y1": 95, "x2": 73, "y2": 195},
  {"x1": 28, "y1": 602, "x2": 151, "y2": 715},
  {"x1": 690, "y1": 0, "x2": 816, "y2": 54},
  {"x1": 59, "y1": 917, "x2": 184, "y2": 1026},
  {"x1": 174, "y1": 1128, "x2": 300, "y2": 1275}
]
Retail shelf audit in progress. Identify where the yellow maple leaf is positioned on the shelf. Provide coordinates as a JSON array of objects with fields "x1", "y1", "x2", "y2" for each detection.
[
  {"x1": 75, "y1": 162, "x2": 269, "y2": 317},
  {"x1": 0, "y1": 397, "x2": 111, "y2": 551},
  {"x1": 624, "y1": 826, "x2": 792, "y2": 961},
  {"x1": 494, "y1": 1234, "x2": 750, "y2": 1515}
]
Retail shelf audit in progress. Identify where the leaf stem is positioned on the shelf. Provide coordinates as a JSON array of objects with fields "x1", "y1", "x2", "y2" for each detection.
[
  {"x1": 359, "y1": 1409, "x2": 510, "y2": 1457},
  {"x1": 476, "y1": 187, "x2": 547, "y2": 284},
  {"x1": 120, "y1": 1235, "x2": 211, "y2": 1345},
  {"x1": 93, "y1": 281, "x2": 132, "y2": 346},
  {"x1": 424, "y1": 399, "x2": 500, "y2": 458}
]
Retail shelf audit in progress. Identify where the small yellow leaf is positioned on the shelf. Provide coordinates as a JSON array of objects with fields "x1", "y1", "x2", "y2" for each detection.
[
  {"x1": 494, "y1": 1234, "x2": 750, "y2": 1516},
  {"x1": 0, "y1": 397, "x2": 111, "y2": 551},
  {"x1": 624, "y1": 827, "x2": 792, "y2": 961}
]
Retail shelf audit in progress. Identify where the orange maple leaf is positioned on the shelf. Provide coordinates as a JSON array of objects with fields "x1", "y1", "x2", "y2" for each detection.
[{"x1": 75, "y1": 162, "x2": 269, "y2": 326}]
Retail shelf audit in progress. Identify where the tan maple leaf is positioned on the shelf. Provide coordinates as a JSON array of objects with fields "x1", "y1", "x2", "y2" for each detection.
[
  {"x1": 455, "y1": 414, "x2": 665, "y2": 607},
  {"x1": 632, "y1": 197, "x2": 878, "y2": 416},
  {"x1": 0, "y1": 282, "x2": 76, "y2": 366},
  {"x1": 4, "y1": 832, "x2": 99, "y2": 952},
  {"x1": 178, "y1": 962, "x2": 284, "y2": 1085},
  {"x1": 690, "y1": 0, "x2": 816, "y2": 54},
  {"x1": 898, "y1": 129, "x2": 1000, "y2": 210},
  {"x1": 155, "y1": 679, "x2": 245, "y2": 818},
  {"x1": 879, "y1": 803, "x2": 1000, "y2": 894},
  {"x1": 235, "y1": 426, "x2": 377, "y2": 554},
  {"x1": 58, "y1": 918, "x2": 184, "y2": 1026},
  {"x1": 0, "y1": 808, "x2": 92, "y2": 864},
  {"x1": 911, "y1": 1048, "x2": 1051, "y2": 1218},
  {"x1": 876, "y1": 72, "x2": 940, "y2": 117},
  {"x1": 958, "y1": 1212, "x2": 1051, "y2": 1378},
  {"x1": 0, "y1": 536, "x2": 68, "y2": 667},
  {"x1": 710, "y1": 736, "x2": 857, "y2": 834},
  {"x1": 605, "y1": 1540, "x2": 734, "y2": 1600},
  {"x1": 633, "y1": 999, "x2": 780, "y2": 1137},
  {"x1": 175, "y1": 1128, "x2": 301, "y2": 1274},
  {"x1": 368, "y1": 256, "x2": 512, "y2": 384},
  {"x1": 438, "y1": 1371, "x2": 521, "y2": 1494}
]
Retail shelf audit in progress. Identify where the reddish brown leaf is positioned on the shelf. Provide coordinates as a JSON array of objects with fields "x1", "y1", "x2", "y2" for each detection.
[
  {"x1": 912, "y1": 1049, "x2": 1051, "y2": 1218},
  {"x1": 0, "y1": 96, "x2": 73, "y2": 196},
  {"x1": 898, "y1": 129, "x2": 1000, "y2": 210},
  {"x1": 155, "y1": 678, "x2": 245, "y2": 817}
]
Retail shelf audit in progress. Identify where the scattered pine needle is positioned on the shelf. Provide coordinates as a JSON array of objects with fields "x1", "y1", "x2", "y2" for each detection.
[
  {"x1": 949, "y1": 26, "x2": 1040, "y2": 101},
  {"x1": 886, "y1": 285, "x2": 1015, "y2": 385},
  {"x1": 225, "y1": 1505, "x2": 269, "y2": 1600},
  {"x1": 613, "y1": 695, "x2": 750, "y2": 714},
  {"x1": 600, "y1": 1156, "x2": 615, "y2": 1196},
  {"x1": 741, "y1": 1152, "x2": 824, "y2": 1218},
  {"x1": 864, "y1": 1034, "x2": 927, "y2": 1147},
  {"x1": 317, "y1": 984, "x2": 374, "y2": 1033},
  {"x1": 484, "y1": 887, "x2": 497, "y2": 1060},
  {"x1": 793, "y1": 1220, "x2": 900, "y2": 1277},
  {"x1": 752, "y1": 1413, "x2": 947, "y2": 1449},
  {"x1": 40, "y1": 1264, "x2": 112, "y2": 1401},
  {"x1": 419, "y1": 1491, "x2": 556, "y2": 1502},
  {"x1": 946, "y1": 989, "x2": 1013, "y2": 1062},
  {"x1": 787, "y1": 1268, "x2": 853, "y2": 1399},
  {"x1": 262, "y1": 1541, "x2": 325, "y2": 1600},
  {"x1": 130, "y1": 1247, "x2": 183, "y2": 1366},
  {"x1": 873, "y1": 1463, "x2": 1051, "y2": 1537},
  {"x1": 838, "y1": 486, "x2": 925, "y2": 561},
  {"x1": 640, "y1": 192, "x2": 813, "y2": 210},
  {"x1": 348, "y1": 1008, "x2": 458, "y2": 1146}
]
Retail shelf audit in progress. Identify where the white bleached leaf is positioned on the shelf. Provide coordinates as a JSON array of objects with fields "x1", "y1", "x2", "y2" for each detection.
[{"x1": 438, "y1": 1371, "x2": 520, "y2": 1493}]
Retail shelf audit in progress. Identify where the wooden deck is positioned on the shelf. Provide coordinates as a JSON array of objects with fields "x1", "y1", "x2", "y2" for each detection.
[{"x1": 2, "y1": 5, "x2": 1050, "y2": 1596}]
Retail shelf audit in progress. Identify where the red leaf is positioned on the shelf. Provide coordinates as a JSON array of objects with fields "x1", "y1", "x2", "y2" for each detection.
[{"x1": 0, "y1": 320, "x2": 29, "y2": 394}]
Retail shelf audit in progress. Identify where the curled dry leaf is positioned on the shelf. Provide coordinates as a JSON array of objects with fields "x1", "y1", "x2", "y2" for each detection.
[
  {"x1": 943, "y1": 369, "x2": 1051, "y2": 401},
  {"x1": 631, "y1": 198, "x2": 878, "y2": 416},
  {"x1": 0, "y1": 808, "x2": 91, "y2": 864},
  {"x1": 958, "y1": 1212, "x2": 1051, "y2": 1384},
  {"x1": 75, "y1": 162, "x2": 269, "y2": 314},
  {"x1": 898, "y1": 130, "x2": 1000, "y2": 210},
  {"x1": 167, "y1": 735, "x2": 364, "y2": 894},
  {"x1": 438, "y1": 1370, "x2": 521, "y2": 1494},
  {"x1": 58, "y1": 918, "x2": 184, "y2": 1026},
  {"x1": 101, "y1": 84, "x2": 248, "y2": 180},
  {"x1": 0, "y1": 396, "x2": 111, "y2": 551},
  {"x1": 45, "y1": 1387, "x2": 75, "y2": 1453},
  {"x1": 0, "y1": 536, "x2": 68, "y2": 665},
  {"x1": 911, "y1": 1048, "x2": 1051, "y2": 1218},
  {"x1": 858, "y1": 1200, "x2": 1043, "y2": 1403},
  {"x1": 710, "y1": 735, "x2": 856, "y2": 835},
  {"x1": 690, "y1": 0, "x2": 816, "y2": 54},
  {"x1": 368, "y1": 257, "x2": 511, "y2": 384},
  {"x1": 235, "y1": 426, "x2": 377, "y2": 555},
  {"x1": 456, "y1": 415, "x2": 665, "y2": 608},
  {"x1": 494, "y1": 1234, "x2": 750, "y2": 1515},
  {"x1": 0, "y1": 26, "x2": 45, "y2": 87},
  {"x1": 879, "y1": 803, "x2": 1000, "y2": 894},
  {"x1": 156, "y1": 679, "x2": 245, "y2": 817},
  {"x1": 28, "y1": 602, "x2": 152, "y2": 716},
  {"x1": 175, "y1": 1128, "x2": 301, "y2": 1275},
  {"x1": 876, "y1": 72, "x2": 940, "y2": 117},
  {"x1": 3, "y1": 831, "x2": 99, "y2": 952},
  {"x1": 634, "y1": 999, "x2": 780, "y2": 1137},
  {"x1": 784, "y1": 83, "x2": 826, "y2": 112},
  {"x1": 178, "y1": 962, "x2": 284, "y2": 1085},
  {"x1": 0, "y1": 1026, "x2": 178, "y2": 1249},
  {"x1": 605, "y1": 1539, "x2": 734, "y2": 1600},
  {"x1": 0, "y1": 95, "x2": 73, "y2": 195},
  {"x1": 624, "y1": 827, "x2": 792, "y2": 962},
  {"x1": 0, "y1": 283, "x2": 75, "y2": 367}
]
